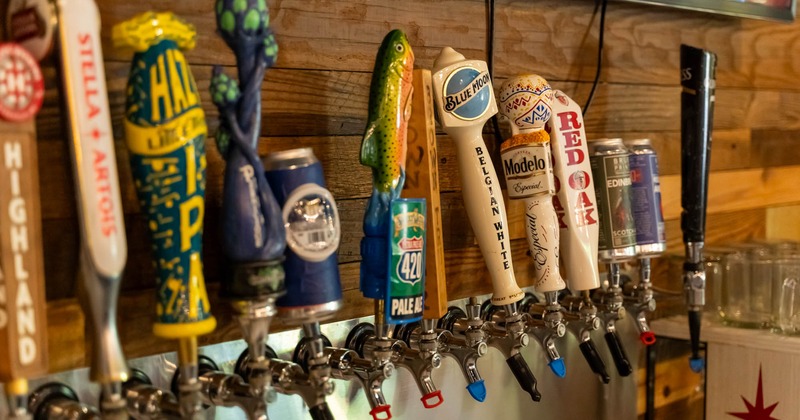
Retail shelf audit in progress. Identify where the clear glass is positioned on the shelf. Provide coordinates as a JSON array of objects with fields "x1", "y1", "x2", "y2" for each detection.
[{"x1": 775, "y1": 257, "x2": 800, "y2": 335}]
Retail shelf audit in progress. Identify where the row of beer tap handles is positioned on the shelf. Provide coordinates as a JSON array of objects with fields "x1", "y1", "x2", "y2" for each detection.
[{"x1": 0, "y1": 0, "x2": 714, "y2": 415}]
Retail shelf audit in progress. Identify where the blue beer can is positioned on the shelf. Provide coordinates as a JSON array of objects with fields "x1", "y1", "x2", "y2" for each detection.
[
  {"x1": 625, "y1": 139, "x2": 667, "y2": 256},
  {"x1": 264, "y1": 148, "x2": 343, "y2": 322}
]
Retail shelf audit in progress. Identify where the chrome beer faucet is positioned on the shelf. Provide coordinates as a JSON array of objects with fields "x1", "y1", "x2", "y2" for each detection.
[
  {"x1": 517, "y1": 293, "x2": 568, "y2": 378},
  {"x1": 561, "y1": 293, "x2": 610, "y2": 383},
  {"x1": 435, "y1": 308, "x2": 489, "y2": 402},
  {"x1": 392, "y1": 319, "x2": 445, "y2": 408}
]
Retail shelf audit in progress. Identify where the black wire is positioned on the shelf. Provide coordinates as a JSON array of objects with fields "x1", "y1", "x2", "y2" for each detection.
[
  {"x1": 487, "y1": 0, "x2": 504, "y2": 149},
  {"x1": 583, "y1": 0, "x2": 609, "y2": 116}
]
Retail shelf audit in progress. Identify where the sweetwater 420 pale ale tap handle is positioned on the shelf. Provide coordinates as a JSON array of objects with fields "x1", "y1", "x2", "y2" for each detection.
[
  {"x1": 113, "y1": 12, "x2": 216, "y2": 418},
  {"x1": 358, "y1": 29, "x2": 432, "y2": 418},
  {"x1": 56, "y1": 0, "x2": 128, "y2": 415},
  {"x1": 0, "y1": 43, "x2": 49, "y2": 419},
  {"x1": 680, "y1": 44, "x2": 716, "y2": 373},
  {"x1": 498, "y1": 74, "x2": 567, "y2": 378}
]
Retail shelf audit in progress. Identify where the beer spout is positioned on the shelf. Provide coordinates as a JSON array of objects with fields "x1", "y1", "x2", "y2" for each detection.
[
  {"x1": 477, "y1": 299, "x2": 540, "y2": 402},
  {"x1": 120, "y1": 369, "x2": 182, "y2": 420},
  {"x1": 28, "y1": 383, "x2": 102, "y2": 420},
  {"x1": 518, "y1": 293, "x2": 567, "y2": 378},
  {"x1": 595, "y1": 265, "x2": 633, "y2": 377},
  {"x1": 561, "y1": 293, "x2": 610, "y2": 383},
  {"x1": 393, "y1": 320, "x2": 445, "y2": 408},
  {"x1": 437, "y1": 308, "x2": 488, "y2": 402}
]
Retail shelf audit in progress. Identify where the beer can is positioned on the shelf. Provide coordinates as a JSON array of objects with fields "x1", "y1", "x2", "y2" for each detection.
[
  {"x1": 624, "y1": 139, "x2": 667, "y2": 256},
  {"x1": 264, "y1": 148, "x2": 343, "y2": 323},
  {"x1": 588, "y1": 138, "x2": 637, "y2": 262}
]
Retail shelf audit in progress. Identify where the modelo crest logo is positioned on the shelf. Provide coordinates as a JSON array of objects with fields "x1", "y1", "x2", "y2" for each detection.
[
  {"x1": 443, "y1": 67, "x2": 491, "y2": 120},
  {"x1": 502, "y1": 147, "x2": 547, "y2": 179}
]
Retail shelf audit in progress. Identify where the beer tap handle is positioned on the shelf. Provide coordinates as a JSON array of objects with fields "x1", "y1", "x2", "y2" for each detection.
[
  {"x1": 506, "y1": 353, "x2": 541, "y2": 402},
  {"x1": 604, "y1": 330, "x2": 633, "y2": 377},
  {"x1": 309, "y1": 403, "x2": 335, "y2": 420},
  {"x1": 579, "y1": 340, "x2": 611, "y2": 384},
  {"x1": 681, "y1": 44, "x2": 716, "y2": 373}
]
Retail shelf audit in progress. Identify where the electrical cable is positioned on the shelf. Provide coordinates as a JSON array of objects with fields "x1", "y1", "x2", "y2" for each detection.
[
  {"x1": 487, "y1": 0, "x2": 504, "y2": 148},
  {"x1": 583, "y1": 0, "x2": 609, "y2": 116}
]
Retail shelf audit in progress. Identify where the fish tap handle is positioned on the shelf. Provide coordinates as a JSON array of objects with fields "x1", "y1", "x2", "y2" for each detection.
[
  {"x1": 579, "y1": 341, "x2": 611, "y2": 384},
  {"x1": 680, "y1": 44, "x2": 716, "y2": 247},
  {"x1": 309, "y1": 402, "x2": 335, "y2": 420},
  {"x1": 506, "y1": 353, "x2": 541, "y2": 402},
  {"x1": 604, "y1": 331, "x2": 633, "y2": 377}
]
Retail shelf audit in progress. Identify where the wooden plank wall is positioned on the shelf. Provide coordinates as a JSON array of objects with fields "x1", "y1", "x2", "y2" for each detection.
[{"x1": 5, "y1": 0, "x2": 800, "y2": 414}]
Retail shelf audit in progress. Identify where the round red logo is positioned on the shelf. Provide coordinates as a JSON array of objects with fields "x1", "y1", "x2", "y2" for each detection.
[
  {"x1": 568, "y1": 170, "x2": 590, "y2": 190},
  {"x1": 0, "y1": 43, "x2": 44, "y2": 122}
]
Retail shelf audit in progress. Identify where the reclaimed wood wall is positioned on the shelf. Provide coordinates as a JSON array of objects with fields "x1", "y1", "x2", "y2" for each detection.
[{"x1": 6, "y1": 0, "x2": 800, "y2": 415}]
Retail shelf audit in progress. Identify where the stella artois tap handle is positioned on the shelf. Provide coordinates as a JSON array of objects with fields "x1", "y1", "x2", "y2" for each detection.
[
  {"x1": 55, "y1": 0, "x2": 129, "y2": 415},
  {"x1": 0, "y1": 43, "x2": 48, "y2": 419},
  {"x1": 680, "y1": 44, "x2": 716, "y2": 373}
]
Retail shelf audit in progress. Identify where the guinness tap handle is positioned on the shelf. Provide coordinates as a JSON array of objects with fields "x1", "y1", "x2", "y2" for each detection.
[
  {"x1": 680, "y1": 44, "x2": 716, "y2": 373},
  {"x1": 680, "y1": 44, "x2": 715, "y2": 245}
]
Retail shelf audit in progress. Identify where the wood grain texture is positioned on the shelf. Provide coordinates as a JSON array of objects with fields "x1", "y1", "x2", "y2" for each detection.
[{"x1": 494, "y1": 0, "x2": 800, "y2": 90}]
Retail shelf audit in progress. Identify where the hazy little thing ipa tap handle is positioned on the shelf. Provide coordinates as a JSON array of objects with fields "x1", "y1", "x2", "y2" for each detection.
[
  {"x1": 0, "y1": 44, "x2": 48, "y2": 419},
  {"x1": 56, "y1": 0, "x2": 129, "y2": 404},
  {"x1": 431, "y1": 47, "x2": 523, "y2": 306},
  {"x1": 680, "y1": 44, "x2": 716, "y2": 373},
  {"x1": 113, "y1": 10, "x2": 216, "y2": 352}
]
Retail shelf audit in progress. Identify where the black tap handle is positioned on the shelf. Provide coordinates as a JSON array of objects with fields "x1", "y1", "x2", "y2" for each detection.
[
  {"x1": 310, "y1": 402, "x2": 335, "y2": 420},
  {"x1": 506, "y1": 353, "x2": 541, "y2": 402},
  {"x1": 680, "y1": 44, "x2": 716, "y2": 245},
  {"x1": 579, "y1": 340, "x2": 611, "y2": 384},
  {"x1": 604, "y1": 331, "x2": 633, "y2": 377}
]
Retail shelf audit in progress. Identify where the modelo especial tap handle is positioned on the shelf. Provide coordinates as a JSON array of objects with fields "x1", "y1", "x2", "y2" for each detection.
[
  {"x1": 56, "y1": 0, "x2": 129, "y2": 394},
  {"x1": 680, "y1": 44, "x2": 716, "y2": 373},
  {"x1": 212, "y1": 0, "x2": 286, "y2": 298},
  {"x1": 431, "y1": 47, "x2": 523, "y2": 306},
  {"x1": 680, "y1": 44, "x2": 715, "y2": 246},
  {"x1": 497, "y1": 74, "x2": 565, "y2": 294}
]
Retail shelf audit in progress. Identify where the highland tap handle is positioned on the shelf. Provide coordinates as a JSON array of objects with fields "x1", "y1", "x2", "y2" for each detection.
[
  {"x1": 604, "y1": 331, "x2": 633, "y2": 377},
  {"x1": 506, "y1": 354, "x2": 541, "y2": 402},
  {"x1": 579, "y1": 341, "x2": 611, "y2": 384},
  {"x1": 680, "y1": 44, "x2": 716, "y2": 245},
  {"x1": 309, "y1": 402, "x2": 335, "y2": 420}
]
